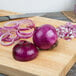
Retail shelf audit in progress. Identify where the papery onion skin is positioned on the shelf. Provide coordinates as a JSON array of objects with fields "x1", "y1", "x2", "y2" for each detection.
[
  {"x1": 33, "y1": 24, "x2": 58, "y2": 50},
  {"x1": 13, "y1": 40, "x2": 39, "y2": 61}
]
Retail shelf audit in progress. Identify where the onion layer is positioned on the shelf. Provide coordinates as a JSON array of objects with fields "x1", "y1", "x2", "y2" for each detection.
[
  {"x1": 0, "y1": 33, "x2": 14, "y2": 46},
  {"x1": 0, "y1": 19, "x2": 35, "y2": 46}
]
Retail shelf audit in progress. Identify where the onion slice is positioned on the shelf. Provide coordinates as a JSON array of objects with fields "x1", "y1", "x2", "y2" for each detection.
[
  {"x1": 0, "y1": 27, "x2": 9, "y2": 36},
  {"x1": 4, "y1": 21, "x2": 19, "y2": 29},
  {"x1": 18, "y1": 19, "x2": 35, "y2": 29},
  {"x1": 0, "y1": 33, "x2": 14, "y2": 46},
  {"x1": 0, "y1": 19, "x2": 35, "y2": 46},
  {"x1": 56, "y1": 23, "x2": 76, "y2": 40},
  {"x1": 16, "y1": 30, "x2": 33, "y2": 39}
]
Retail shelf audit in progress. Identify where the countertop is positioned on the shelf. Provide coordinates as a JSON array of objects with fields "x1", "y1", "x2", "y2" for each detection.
[{"x1": 0, "y1": 12, "x2": 76, "y2": 76}]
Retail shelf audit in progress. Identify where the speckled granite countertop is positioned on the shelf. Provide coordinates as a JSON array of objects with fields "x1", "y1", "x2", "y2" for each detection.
[{"x1": 0, "y1": 12, "x2": 76, "y2": 76}]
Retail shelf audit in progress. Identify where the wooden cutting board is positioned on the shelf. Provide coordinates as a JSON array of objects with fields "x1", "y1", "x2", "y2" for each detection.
[
  {"x1": 62, "y1": 11, "x2": 76, "y2": 23},
  {"x1": 0, "y1": 10, "x2": 76, "y2": 76}
]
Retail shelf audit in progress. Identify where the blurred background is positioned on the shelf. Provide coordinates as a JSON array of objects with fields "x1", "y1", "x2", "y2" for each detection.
[{"x1": 0, "y1": 0, "x2": 75, "y2": 13}]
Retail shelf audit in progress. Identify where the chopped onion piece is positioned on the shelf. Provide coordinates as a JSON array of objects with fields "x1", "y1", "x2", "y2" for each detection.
[
  {"x1": 18, "y1": 19, "x2": 35, "y2": 29},
  {"x1": 56, "y1": 23, "x2": 76, "y2": 40}
]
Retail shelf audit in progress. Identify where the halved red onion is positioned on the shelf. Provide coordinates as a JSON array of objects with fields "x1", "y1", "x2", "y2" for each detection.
[{"x1": 13, "y1": 40, "x2": 38, "y2": 61}]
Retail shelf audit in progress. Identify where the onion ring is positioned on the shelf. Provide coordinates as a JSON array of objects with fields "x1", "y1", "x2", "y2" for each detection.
[
  {"x1": 0, "y1": 33, "x2": 14, "y2": 46},
  {"x1": 18, "y1": 19, "x2": 35, "y2": 29},
  {"x1": 18, "y1": 28, "x2": 33, "y2": 35},
  {"x1": 0, "y1": 19, "x2": 35, "y2": 46},
  {"x1": 16, "y1": 30, "x2": 33, "y2": 39},
  {"x1": 56, "y1": 23, "x2": 76, "y2": 40},
  {"x1": 4, "y1": 21, "x2": 19, "y2": 29}
]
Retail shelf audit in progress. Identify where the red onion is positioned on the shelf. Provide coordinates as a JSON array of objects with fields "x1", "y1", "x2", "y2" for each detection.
[
  {"x1": 0, "y1": 19, "x2": 35, "y2": 46},
  {"x1": 13, "y1": 40, "x2": 38, "y2": 61},
  {"x1": 18, "y1": 19, "x2": 35, "y2": 29},
  {"x1": 18, "y1": 28, "x2": 33, "y2": 35},
  {"x1": 56, "y1": 23, "x2": 76, "y2": 40},
  {"x1": 0, "y1": 33, "x2": 14, "y2": 46},
  {"x1": 33, "y1": 24, "x2": 58, "y2": 50},
  {"x1": 19, "y1": 28, "x2": 30, "y2": 31},
  {"x1": 16, "y1": 30, "x2": 33, "y2": 39},
  {"x1": 4, "y1": 21, "x2": 19, "y2": 29},
  {"x1": 0, "y1": 27, "x2": 8, "y2": 35}
]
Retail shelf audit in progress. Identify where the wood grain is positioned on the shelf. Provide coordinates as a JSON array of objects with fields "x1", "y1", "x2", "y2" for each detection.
[
  {"x1": 62, "y1": 11, "x2": 76, "y2": 23},
  {"x1": 0, "y1": 10, "x2": 21, "y2": 16},
  {"x1": 0, "y1": 10, "x2": 76, "y2": 76}
]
